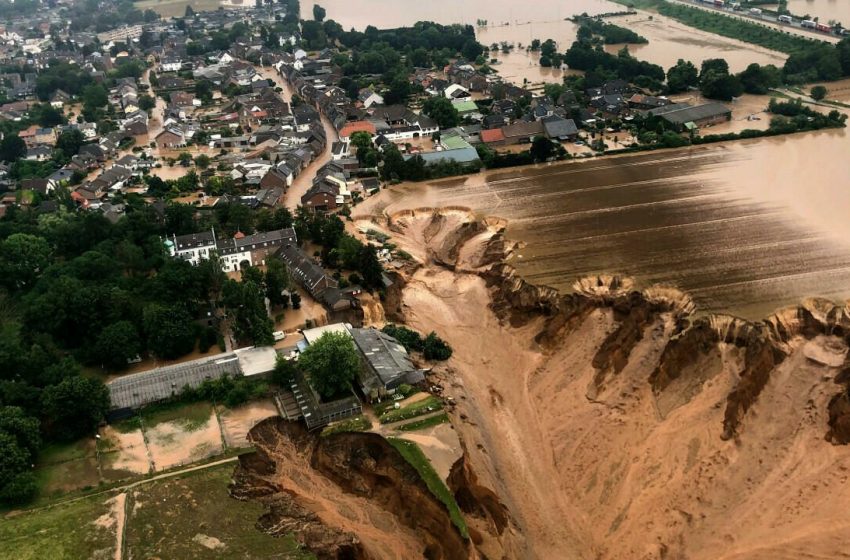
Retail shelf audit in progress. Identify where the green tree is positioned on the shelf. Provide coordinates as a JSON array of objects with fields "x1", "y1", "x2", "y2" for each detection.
[
  {"x1": 530, "y1": 136, "x2": 556, "y2": 162},
  {"x1": 737, "y1": 63, "x2": 781, "y2": 95},
  {"x1": 810, "y1": 85, "x2": 828, "y2": 100},
  {"x1": 139, "y1": 94, "x2": 156, "y2": 112},
  {"x1": 95, "y1": 321, "x2": 141, "y2": 371},
  {"x1": 143, "y1": 305, "x2": 197, "y2": 359},
  {"x1": 82, "y1": 83, "x2": 108, "y2": 110},
  {"x1": 265, "y1": 258, "x2": 290, "y2": 307},
  {"x1": 350, "y1": 130, "x2": 373, "y2": 151},
  {"x1": 56, "y1": 128, "x2": 85, "y2": 159},
  {"x1": 0, "y1": 406, "x2": 41, "y2": 457},
  {"x1": 193, "y1": 154, "x2": 211, "y2": 169},
  {"x1": 298, "y1": 331, "x2": 361, "y2": 399},
  {"x1": 0, "y1": 233, "x2": 51, "y2": 290},
  {"x1": 666, "y1": 59, "x2": 698, "y2": 93},
  {"x1": 423, "y1": 331, "x2": 452, "y2": 360},
  {"x1": 0, "y1": 431, "x2": 35, "y2": 504},
  {"x1": 422, "y1": 96, "x2": 460, "y2": 128},
  {"x1": 0, "y1": 135, "x2": 26, "y2": 162},
  {"x1": 222, "y1": 278, "x2": 274, "y2": 346},
  {"x1": 41, "y1": 376, "x2": 110, "y2": 441},
  {"x1": 272, "y1": 355, "x2": 298, "y2": 386},
  {"x1": 700, "y1": 70, "x2": 743, "y2": 101},
  {"x1": 357, "y1": 244, "x2": 383, "y2": 290},
  {"x1": 313, "y1": 3, "x2": 326, "y2": 21}
]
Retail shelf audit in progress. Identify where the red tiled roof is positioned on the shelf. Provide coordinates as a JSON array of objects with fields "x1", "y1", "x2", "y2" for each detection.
[
  {"x1": 339, "y1": 121, "x2": 377, "y2": 138},
  {"x1": 480, "y1": 128, "x2": 505, "y2": 143}
]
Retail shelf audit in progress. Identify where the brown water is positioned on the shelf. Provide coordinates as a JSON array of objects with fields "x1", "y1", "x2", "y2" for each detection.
[
  {"x1": 785, "y1": 0, "x2": 850, "y2": 25},
  {"x1": 358, "y1": 129, "x2": 850, "y2": 319},
  {"x1": 318, "y1": 0, "x2": 786, "y2": 76}
]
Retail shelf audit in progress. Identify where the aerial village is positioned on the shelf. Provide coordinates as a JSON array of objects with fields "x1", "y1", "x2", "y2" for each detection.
[{"x1": 3, "y1": 0, "x2": 850, "y2": 554}]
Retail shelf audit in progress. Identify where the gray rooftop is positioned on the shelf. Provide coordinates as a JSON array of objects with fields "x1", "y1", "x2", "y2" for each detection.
[
  {"x1": 107, "y1": 353, "x2": 242, "y2": 410},
  {"x1": 649, "y1": 102, "x2": 731, "y2": 125},
  {"x1": 350, "y1": 327, "x2": 424, "y2": 396}
]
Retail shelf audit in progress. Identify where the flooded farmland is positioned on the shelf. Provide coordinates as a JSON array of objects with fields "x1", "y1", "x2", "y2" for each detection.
[{"x1": 358, "y1": 129, "x2": 850, "y2": 319}]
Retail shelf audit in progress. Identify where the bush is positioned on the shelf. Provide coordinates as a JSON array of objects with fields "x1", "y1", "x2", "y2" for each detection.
[
  {"x1": 382, "y1": 324, "x2": 424, "y2": 352},
  {"x1": 423, "y1": 332, "x2": 453, "y2": 361},
  {"x1": 810, "y1": 85, "x2": 828, "y2": 101}
]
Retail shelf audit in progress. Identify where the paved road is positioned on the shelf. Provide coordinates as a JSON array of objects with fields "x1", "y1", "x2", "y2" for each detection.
[{"x1": 667, "y1": 0, "x2": 843, "y2": 44}]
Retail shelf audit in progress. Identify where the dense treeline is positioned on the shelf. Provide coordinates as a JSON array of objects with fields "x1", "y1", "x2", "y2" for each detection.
[
  {"x1": 0, "y1": 199, "x2": 297, "y2": 504},
  {"x1": 618, "y1": 0, "x2": 850, "y2": 83},
  {"x1": 564, "y1": 30, "x2": 666, "y2": 89},
  {"x1": 574, "y1": 14, "x2": 649, "y2": 44}
]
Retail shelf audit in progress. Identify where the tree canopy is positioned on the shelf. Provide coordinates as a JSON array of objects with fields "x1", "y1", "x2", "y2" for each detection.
[{"x1": 299, "y1": 332, "x2": 361, "y2": 399}]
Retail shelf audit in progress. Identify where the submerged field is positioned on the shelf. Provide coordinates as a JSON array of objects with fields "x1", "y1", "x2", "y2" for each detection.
[{"x1": 356, "y1": 131, "x2": 850, "y2": 319}]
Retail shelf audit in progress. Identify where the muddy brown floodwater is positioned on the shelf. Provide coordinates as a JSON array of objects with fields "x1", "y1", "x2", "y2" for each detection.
[{"x1": 358, "y1": 128, "x2": 850, "y2": 320}]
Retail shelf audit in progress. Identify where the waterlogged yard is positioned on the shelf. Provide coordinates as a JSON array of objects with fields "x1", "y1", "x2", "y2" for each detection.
[{"x1": 33, "y1": 399, "x2": 278, "y2": 500}]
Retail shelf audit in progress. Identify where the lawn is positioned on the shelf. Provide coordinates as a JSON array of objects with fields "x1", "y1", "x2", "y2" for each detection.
[
  {"x1": 396, "y1": 412, "x2": 449, "y2": 432},
  {"x1": 143, "y1": 400, "x2": 215, "y2": 432},
  {"x1": 124, "y1": 463, "x2": 313, "y2": 559},
  {"x1": 320, "y1": 415, "x2": 371, "y2": 437},
  {"x1": 34, "y1": 439, "x2": 102, "y2": 498},
  {"x1": 0, "y1": 493, "x2": 117, "y2": 560},
  {"x1": 387, "y1": 438, "x2": 468, "y2": 539},
  {"x1": 379, "y1": 395, "x2": 443, "y2": 424}
]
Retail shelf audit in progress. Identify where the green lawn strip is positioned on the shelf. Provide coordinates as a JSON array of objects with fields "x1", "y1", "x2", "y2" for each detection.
[
  {"x1": 396, "y1": 412, "x2": 449, "y2": 432},
  {"x1": 320, "y1": 415, "x2": 371, "y2": 437},
  {"x1": 142, "y1": 401, "x2": 214, "y2": 432},
  {"x1": 379, "y1": 395, "x2": 443, "y2": 424},
  {"x1": 387, "y1": 438, "x2": 468, "y2": 539},
  {"x1": 124, "y1": 462, "x2": 313, "y2": 559},
  {"x1": 0, "y1": 492, "x2": 117, "y2": 560}
]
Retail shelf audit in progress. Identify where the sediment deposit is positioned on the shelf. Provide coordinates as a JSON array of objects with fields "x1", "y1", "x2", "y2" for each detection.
[{"x1": 362, "y1": 207, "x2": 850, "y2": 559}]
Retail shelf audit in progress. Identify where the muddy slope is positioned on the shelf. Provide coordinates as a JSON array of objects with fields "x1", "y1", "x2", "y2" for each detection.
[
  {"x1": 229, "y1": 418, "x2": 472, "y2": 560},
  {"x1": 370, "y1": 208, "x2": 850, "y2": 559}
]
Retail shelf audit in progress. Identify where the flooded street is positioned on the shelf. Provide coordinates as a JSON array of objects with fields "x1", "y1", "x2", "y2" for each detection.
[
  {"x1": 785, "y1": 0, "x2": 850, "y2": 25},
  {"x1": 358, "y1": 128, "x2": 850, "y2": 319}
]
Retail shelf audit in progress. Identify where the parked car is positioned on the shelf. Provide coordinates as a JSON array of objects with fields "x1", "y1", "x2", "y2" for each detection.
[{"x1": 273, "y1": 330, "x2": 286, "y2": 341}]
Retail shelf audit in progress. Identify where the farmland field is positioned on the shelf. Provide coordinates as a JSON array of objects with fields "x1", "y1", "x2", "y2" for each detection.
[
  {"x1": 124, "y1": 463, "x2": 312, "y2": 559},
  {"x1": 134, "y1": 0, "x2": 225, "y2": 18}
]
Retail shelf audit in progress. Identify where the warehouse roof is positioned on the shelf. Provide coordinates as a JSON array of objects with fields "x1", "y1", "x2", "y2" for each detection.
[{"x1": 649, "y1": 102, "x2": 731, "y2": 125}]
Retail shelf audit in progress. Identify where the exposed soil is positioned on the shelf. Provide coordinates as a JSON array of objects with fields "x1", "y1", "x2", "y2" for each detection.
[
  {"x1": 229, "y1": 418, "x2": 481, "y2": 560},
  {"x1": 350, "y1": 207, "x2": 850, "y2": 559}
]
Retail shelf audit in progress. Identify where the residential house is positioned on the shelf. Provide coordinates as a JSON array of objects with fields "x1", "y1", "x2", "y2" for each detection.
[
  {"x1": 49, "y1": 89, "x2": 71, "y2": 108},
  {"x1": 155, "y1": 127, "x2": 187, "y2": 149},
  {"x1": 502, "y1": 120, "x2": 545, "y2": 145},
  {"x1": 542, "y1": 115, "x2": 579, "y2": 141}
]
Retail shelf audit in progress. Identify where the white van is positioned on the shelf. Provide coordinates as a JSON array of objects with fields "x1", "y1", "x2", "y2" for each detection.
[{"x1": 273, "y1": 331, "x2": 286, "y2": 341}]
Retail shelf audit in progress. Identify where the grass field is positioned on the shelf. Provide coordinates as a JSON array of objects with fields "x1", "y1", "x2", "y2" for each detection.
[
  {"x1": 31, "y1": 399, "x2": 275, "y2": 500},
  {"x1": 387, "y1": 438, "x2": 468, "y2": 539},
  {"x1": 0, "y1": 493, "x2": 117, "y2": 560},
  {"x1": 134, "y1": 0, "x2": 226, "y2": 18},
  {"x1": 396, "y1": 412, "x2": 449, "y2": 432},
  {"x1": 379, "y1": 395, "x2": 443, "y2": 424},
  {"x1": 319, "y1": 415, "x2": 371, "y2": 437},
  {"x1": 125, "y1": 463, "x2": 312, "y2": 559}
]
